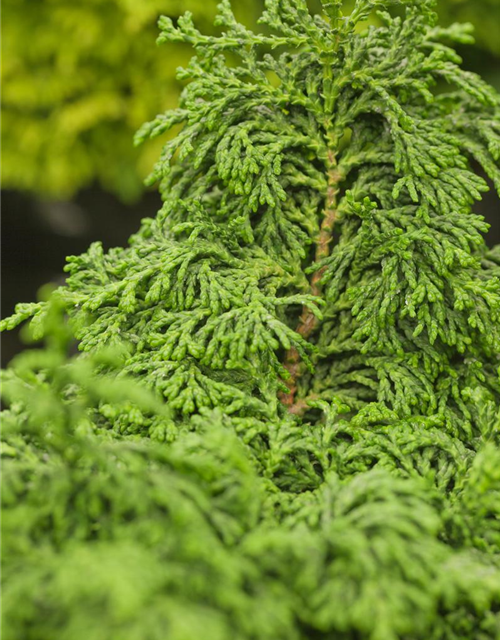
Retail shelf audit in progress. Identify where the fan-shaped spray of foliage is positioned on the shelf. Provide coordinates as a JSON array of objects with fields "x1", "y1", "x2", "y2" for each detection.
[{"x1": 2, "y1": 1, "x2": 500, "y2": 638}]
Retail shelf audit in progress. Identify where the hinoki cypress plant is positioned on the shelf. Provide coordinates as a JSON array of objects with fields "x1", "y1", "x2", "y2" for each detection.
[{"x1": 2, "y1": 1, "x2": 500, "y2": 638}]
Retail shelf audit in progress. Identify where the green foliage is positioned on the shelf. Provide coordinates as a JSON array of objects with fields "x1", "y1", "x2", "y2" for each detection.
[
  {"x1": 3, "y1": 1, "x2": 500, "y2": 638},
  {"x1": 2, "y1": 0, "x2": 497, "y2": 200},
  {"x1": 4, "y1": 305, "x2": 500, "y2": 640}
]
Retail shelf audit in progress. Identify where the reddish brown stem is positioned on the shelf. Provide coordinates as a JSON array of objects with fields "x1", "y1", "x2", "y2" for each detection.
[
  {"x1": 287, "y1": 394, "x2": 320, "y2": 416},
  {"x1": 280, "y1": 150, "x2": 341, "y2": 411}
]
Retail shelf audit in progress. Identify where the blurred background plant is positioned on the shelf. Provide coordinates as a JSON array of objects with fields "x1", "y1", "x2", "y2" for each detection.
[
  {"x1": 1, "y1": 0, "x2": 264, "y2": 201},
  {"x1": 438, "y1": 0, "x2": 500, "y2": 58},
  {"x1": 2, "y1": 0, "x2": 499, "y2": 364}
]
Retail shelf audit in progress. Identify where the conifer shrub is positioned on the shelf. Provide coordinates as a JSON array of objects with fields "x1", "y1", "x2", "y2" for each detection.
[{"x1": 2, "y1": 1, "x2": 500, "y2": 638}]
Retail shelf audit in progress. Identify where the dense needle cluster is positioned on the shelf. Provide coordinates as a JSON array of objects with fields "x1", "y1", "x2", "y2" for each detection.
[{"x1": 2, "y1": 1, "x2": 500, "y2": 638}]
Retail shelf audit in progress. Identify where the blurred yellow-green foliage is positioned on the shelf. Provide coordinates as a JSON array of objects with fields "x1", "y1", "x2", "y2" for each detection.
[
  {"x1": 2, "y1": 0, "x2": 499, "y2": 202},
  {"x1": 2, "y1": 0, "x2": 262, "y2": 201}
]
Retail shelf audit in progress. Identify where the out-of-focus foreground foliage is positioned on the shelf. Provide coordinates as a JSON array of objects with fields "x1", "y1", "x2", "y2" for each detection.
[{"x1": 2, "y1": 0, "x2": 498, "y2": 202}]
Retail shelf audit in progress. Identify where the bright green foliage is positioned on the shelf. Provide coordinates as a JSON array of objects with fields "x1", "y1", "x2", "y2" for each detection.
[{"x1": 3, "y1": 1, "x2": 500, "y2": 638}]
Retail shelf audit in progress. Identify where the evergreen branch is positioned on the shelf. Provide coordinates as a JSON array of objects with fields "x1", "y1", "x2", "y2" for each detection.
[{"x1": 280, "y1": 150, "x2": 342, "y2": 409}]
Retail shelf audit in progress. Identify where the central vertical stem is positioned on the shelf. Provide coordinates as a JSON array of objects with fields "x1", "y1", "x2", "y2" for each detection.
[{"x1": 280, "y1": 149, "x2": 341, "y2": 411}]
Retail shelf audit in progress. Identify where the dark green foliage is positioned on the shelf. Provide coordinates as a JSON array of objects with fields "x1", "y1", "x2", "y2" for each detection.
[{"x1": 2, "y1": 1, "x2": 500, "y2": 638}]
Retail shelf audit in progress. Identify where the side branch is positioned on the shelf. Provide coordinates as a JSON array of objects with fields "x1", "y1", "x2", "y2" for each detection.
[{"x1": 280, "y1": 150, "x2": 341, "y2": 410}]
